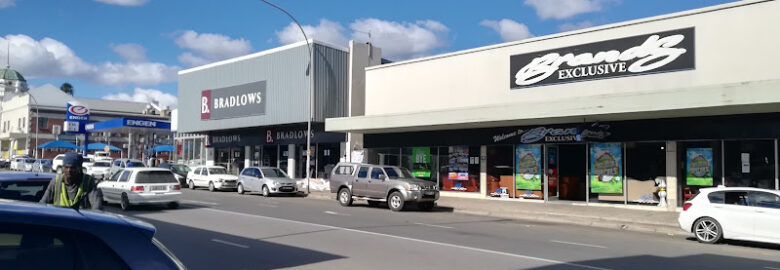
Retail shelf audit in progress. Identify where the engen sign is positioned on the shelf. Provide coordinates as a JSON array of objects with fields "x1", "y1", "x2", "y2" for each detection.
[
  {"x1": 510, "y1": 28, "x2": 695, "y2": 88},
  {"x1": 201, "y1": 81, "x2": 266, "y2": 120},
  {"x1": 65, "y1": 102, "x2": 89, "y2": 134}
]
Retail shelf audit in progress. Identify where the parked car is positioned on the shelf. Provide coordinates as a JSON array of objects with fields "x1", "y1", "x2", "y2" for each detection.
[
  {"x1": 10, "y1": 157, "x2": 31, "y2": 171},
  {"x1": 678, "y1": 186, "x2": 780, "y2": 244},
  {"x1": 0, "y1": 159, "x2": 9, "y2": 168},
  {"x1": 0, "y1": 200, "x2": 185, "y2": 269},
  {"x1": 237, "y1": 167, "x2": 297, "y2": 197},
  {"x1": 109, "y1": 158, "x2": 146, "y2": 178},
  {"x1": 159, "y1": 163, "x2": 191, "y2": 185},
  {"x1": 0, "y1": 172, "x2": 55, "y2": 202},
  {"x1": 186, "y1": 165, "x2": 238, "y2": 192},
  {"x1": 51, "y1": 154, "x2": 65, "y2": 172},
  {"x1": 86, "y1": 161, "x2": 112, "y2": 180},
  {"x1": 97, "y1": 168, "x2": 182, "y2": 211},
  {"x1": 31, "y1": 159, "x2": 53, "y2": 173},
  {"x1": 21, "y1": 158, "x2": 37, "y2": 172},
  {"x1": 330, "y1": 162, "x2": 439, "y2": 211}
]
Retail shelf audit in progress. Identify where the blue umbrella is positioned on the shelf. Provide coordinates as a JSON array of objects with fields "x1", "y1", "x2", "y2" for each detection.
[
  {"x1": 87, "y1": 143, "x2": 121, "y2": 151},
  {"x1": 37, "y1": 140, "x2": 79, "y2": 149},
  {"x1": 152, "y1": 145, "x2": 174, "y2": 152}
]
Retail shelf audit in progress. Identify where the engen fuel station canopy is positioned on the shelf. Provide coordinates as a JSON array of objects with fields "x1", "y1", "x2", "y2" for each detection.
[{"x1": 86, "y1": 118, "x2": 171, "y2": 134}]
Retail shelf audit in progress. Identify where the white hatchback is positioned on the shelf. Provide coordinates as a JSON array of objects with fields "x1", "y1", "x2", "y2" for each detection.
[
  {"x1": 678, "y1": 186, "x2": 780, "y2": 244},
  {"x1": 97, "y1": 168, "x2": 182, "y2": 211},
  {"x1": 186, "y1": 165, "x2": 238, "y2": 192}
]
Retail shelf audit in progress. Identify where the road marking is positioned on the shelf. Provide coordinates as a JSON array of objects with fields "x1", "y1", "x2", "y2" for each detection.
[
  {"x1": 324, "y1": 211, "x2": 350, "y2": 216},
  {"x1": 764, "y1": 267, "x2": 780, "y2": 270},
  {"x1": 258, "y1": 203, "x2": 278, "y2": 208},
  {"x1": 550, "y1": 240, "x2": 608, "y2": 249},
  {"x1": 414, "y1": 222, "x2": 454, "y2": 229},
  {"x1": 211, "y1": 239, "x2": 249, "y2": 249},
  {"x1": 182, "y1": 200, "x2": 219, "y2": 206},
  {"x1": 202, "y1": 208, "x2": 610, "y2": 270}
]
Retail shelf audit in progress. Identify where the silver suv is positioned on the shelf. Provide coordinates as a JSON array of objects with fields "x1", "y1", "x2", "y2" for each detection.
[{"x1": 329, "y1": 162, "x2": 439, "y2": 211}]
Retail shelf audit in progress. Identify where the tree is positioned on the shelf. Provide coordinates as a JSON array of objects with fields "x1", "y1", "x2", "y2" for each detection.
[{"x1": 60, "y1": 82, "x2": 74, "y2": 96}]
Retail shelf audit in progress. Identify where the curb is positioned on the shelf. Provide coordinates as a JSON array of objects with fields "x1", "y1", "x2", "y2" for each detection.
[{"x1": 304, "y1": 191, "x2": 685, "y2": 237}]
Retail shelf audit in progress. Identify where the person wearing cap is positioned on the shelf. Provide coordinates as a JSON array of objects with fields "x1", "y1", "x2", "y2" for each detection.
[{"x1": 39, "y1": 152, "x2": 103, "y2": 210}]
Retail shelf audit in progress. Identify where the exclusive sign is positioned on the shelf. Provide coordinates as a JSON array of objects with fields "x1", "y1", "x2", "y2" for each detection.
[
  {"x1": 510, "y1": 28, "x2": 695, "y2": 88},
  {"x1": 201, "y1": 81, "x2": 266, "y2": 120}
]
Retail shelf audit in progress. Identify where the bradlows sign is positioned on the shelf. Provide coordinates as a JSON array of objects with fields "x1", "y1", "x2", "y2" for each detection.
[
  {"x1": 510, "y1": 28, "x2": 695, "y2": 88},
  {"x1": 201, "y1": 81, "x2": 267, "y2": 120}
]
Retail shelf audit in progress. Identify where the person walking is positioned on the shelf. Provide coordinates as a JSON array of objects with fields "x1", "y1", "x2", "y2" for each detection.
[{"x1": 39, "y1": 152, "x2": 103, "y2": 210}]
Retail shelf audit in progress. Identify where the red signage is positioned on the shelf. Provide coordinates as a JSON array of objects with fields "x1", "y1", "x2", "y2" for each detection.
[{"x1": 201, "y1": 90, "x2": 211, "y2": 120}]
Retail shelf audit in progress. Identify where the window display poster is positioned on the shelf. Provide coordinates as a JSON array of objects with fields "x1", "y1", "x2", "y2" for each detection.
[
  {"x1": 412, "y1": 147, "x2": 431, "y2": 178},
  {"x1": 515, "y1": 144, "x2": 542, "y2": 190},
  {"x1": 686, "y1": 148, "x2": 713, "y2": 186},
  {"x1": 448, "y1": 146, "x2": 469, "y2": 181},
  {"x1": 589, "y1": 143, "x2": 623, "y2": 194}
]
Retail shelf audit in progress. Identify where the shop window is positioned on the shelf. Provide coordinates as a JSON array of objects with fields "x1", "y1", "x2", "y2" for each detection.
[
  {"x1": 514, "y1": 144, "x2": 543, "y2": 200},
  {"x1": 401, "y1": 147, "x2": 436, "y2": 182},
  {"x1": 624, "y1": 142, "x2": 666, "y2": 206},
  {"x1": 678, "y1": 141, "x2": 722, "y2": 206},
  {"x1": 724, "y1": 140, "x2": 775, "y2": 189},
  {"x1": 439, "y1": 146, "x2": 480, "y2": 192},
  {"x1": 486, "y1": 145, "x2": 514, "y2": 198},
  {"x1": 589, "y1": 143, "x2": 625, "y2": 204},
  {"x1": 368, "y1": 148, "x2": 400, "y2": 166}
]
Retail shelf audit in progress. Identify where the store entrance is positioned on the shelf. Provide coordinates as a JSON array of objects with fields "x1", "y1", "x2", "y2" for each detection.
[{"x1": 547, "y1": 144, "x2": 587, "y2": 202}]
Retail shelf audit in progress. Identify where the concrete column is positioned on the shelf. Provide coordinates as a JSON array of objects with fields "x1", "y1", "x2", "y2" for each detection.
[
  {"x1": 480, "y1": 145, "x2": 487, "y2": 197},
  {"x1": 287, "y1": 144, "x2": 296, "y2": 179},
  {"x1": 205, "y1": 148, "x2": 215, "y2": 166},
  {"x1": 665, "y1": 141, "x2": 678, "y2": 210},
  {"x1": 245, "y1": 145, "x2": 251, "y2": 168},
  {"x1": 127, "y1": 132, "x2": 134, "y2": 159}
]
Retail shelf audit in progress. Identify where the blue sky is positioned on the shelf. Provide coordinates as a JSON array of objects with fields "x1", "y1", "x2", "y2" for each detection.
[{"x1": 1, "y1": 0, "x2": 737, "y2": 108}]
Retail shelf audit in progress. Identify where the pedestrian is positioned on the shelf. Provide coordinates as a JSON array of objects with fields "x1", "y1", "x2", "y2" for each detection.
[{"x1": 39, "y1": 152, "x2": 103, "y2": 210}]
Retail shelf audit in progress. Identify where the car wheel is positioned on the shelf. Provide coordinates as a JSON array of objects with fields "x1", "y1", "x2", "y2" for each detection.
[
  {"x1": 338, "y1": 188, "x2": 352, "y2": 206},
  {"x1": 120, "y1": 193, "x2": 131, "y2": 211},
  {"x1": 208, "y1": 182, "x2": 215, "y2": 192},
  {"x1": 388, "y1": 192, "x2": 405, "y2": 212},
  {"x1": 189, "y1": 180, "x2": 195, "y2": 190},
  {"x1": 694, "y1": 217, "x2": 723, "y2": 244},
  {"x1": 237, "y1": 184, "x2": 245, "y2": 195},
  {"x1": 262, "y1": 185, "x2": 270, "y2": 197},
  {"x1": 418, "y1": 202, "x2": 435, "y2": 211},
  {"x1": 367, "y1": 200, "x2": 380, "y2": 207},
  {"x1": 167, "y1": 202, "x2": 179, "y2": 209}
]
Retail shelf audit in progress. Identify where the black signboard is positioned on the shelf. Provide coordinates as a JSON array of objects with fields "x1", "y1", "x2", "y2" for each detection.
[
  {"x1": 208, "y1": 124, "x2": 346, "y2": 148},
  {"x1": 510, "y1": 28, "x2": 695, "y2": 89}
]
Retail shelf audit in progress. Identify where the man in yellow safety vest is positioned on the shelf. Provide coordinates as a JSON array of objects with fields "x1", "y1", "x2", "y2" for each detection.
[{"x1": 39, "y1": 152, "x2": 103, "y2": 210}]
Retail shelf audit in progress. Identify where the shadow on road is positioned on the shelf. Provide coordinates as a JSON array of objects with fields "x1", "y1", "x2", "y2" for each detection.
[
  {"x1": 527, "y1": 254, "x2": 780, "y2": 270},
  {"x1": 346, "y1": 201, "x2": 455, "y2": 213},
  {"x1": 136, "y1": 218, "x2": 344, "y2": 270},
  {"x1": 684, "y1": 236, "x2": 780, "y2": 250}
]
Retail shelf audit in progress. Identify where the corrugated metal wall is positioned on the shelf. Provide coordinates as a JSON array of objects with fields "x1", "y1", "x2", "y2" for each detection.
[{"x1": 177, "y1": 43, "x2": 348, "y2": 133}]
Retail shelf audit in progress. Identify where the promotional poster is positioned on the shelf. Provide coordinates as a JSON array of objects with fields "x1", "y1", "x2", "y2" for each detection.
[
  {"x1": 589, "y1": 143, "x2": 623, "y2": 194},
  {"x1": 686, "y1": 148, "x2": 714, "y2": 186},
  {"x1": 412, "y1": 147, "x2": 431, "y2": 178},
  {"x1": 515, "y1": 144, "x2": 543, "y2": 190}
]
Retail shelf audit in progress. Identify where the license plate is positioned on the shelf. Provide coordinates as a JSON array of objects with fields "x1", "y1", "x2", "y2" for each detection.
[
  {"x1": 150, "y1": 186, "x2": 167, "y2": 191},
  {"x1": 280, "y1": 187, "x2": 294, "y2": 192},
  {"x1": 424, "y1": 191, "x2": 435, "y2": 195}
]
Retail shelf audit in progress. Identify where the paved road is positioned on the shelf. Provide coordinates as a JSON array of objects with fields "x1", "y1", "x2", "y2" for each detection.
[{"x1": 104, "y1": 189, "x2": 780, "y2": 270}]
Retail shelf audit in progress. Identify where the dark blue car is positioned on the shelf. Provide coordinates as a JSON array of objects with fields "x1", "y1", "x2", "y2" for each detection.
[{"x1": 0, "y1": 201, "x2": 185, "y2": 269}]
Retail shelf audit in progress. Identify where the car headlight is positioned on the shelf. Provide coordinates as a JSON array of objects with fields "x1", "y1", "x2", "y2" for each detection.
[{"x1": 406, "y1": 184, "x2": 421, "y2": 191}]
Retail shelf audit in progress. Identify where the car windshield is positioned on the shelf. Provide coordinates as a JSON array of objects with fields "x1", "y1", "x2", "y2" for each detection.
[
  {"x1": 24, "y1": 159, "x2": 35, "y2": 164},
  {"x1": 208, "y1": 168, "x2": 227, "y2": 175},
  {"x1": 135, "y1": 171, "x2": 178, "y2": 184},
  {"x1": 384, "y1": 167, "x2": 417, "y2": 179},
  {"x1": 260, "y1": 168, "x2": 287, "y2": 178},
  {"x1": 126, "y1": 161, "x2": 145, "y2": 167},
  {"x1": 93, "y1": 162, "x2": 111, "y2": 167},
  {"x1": 173, "y1": 165, "x2": 191, "y2": 172},
  {"x1": 0, "y1": 180, "x2": 50, "y2": 202}
]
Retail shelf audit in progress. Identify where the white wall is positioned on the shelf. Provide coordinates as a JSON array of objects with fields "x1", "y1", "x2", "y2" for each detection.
[{"x1": 363, "y1": 1, "x2": 780, "y2": 116}]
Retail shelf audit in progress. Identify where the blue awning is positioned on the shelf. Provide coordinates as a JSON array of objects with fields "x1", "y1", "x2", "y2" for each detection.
[
  {"x1": 87, "y1": 143, "x2": 121, "y2": 151},
  {"x1": 37, "y1": 140, "x2": 79, "y2": 149},
  {"x1": 152, "y1": 145, "x2": 174, "y2": 152}
]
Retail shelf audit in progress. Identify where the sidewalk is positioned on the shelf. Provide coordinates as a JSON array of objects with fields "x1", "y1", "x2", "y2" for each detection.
[{"x1": 303, "y1": 190, "x2": 686, "y2": 236}]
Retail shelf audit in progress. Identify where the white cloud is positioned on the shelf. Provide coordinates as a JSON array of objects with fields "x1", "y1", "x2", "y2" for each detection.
[
  {"x1": 174, "y1": 30, "x2": 252, "y2": 67},
  {"x1": 276, "y1": 19, "x2": 348, "y2": 47},
  {"x1": 110, "y1": 43, "x2": 147, "y2": 63},
  {"x1": 350, "y1": 19, "x2": 450, "y2": 60},
  {"x1": 103, "y1": 88, "x2": 178, "y2": 109},
  {"x1": 0, "y1": 0, "x2": 15, "y2": 9},
  {"x1": 94, "y1": 0, "x2": 147, "y2": 6},
  {"x1": 559, "y1": 21, "x2": 595, "y2": 32},
  {"x1": 1, "y1": 34, "x2": 179, "y2": 86},
  {"x1": 525, "y1": 0, "x2": 613, "y2": 20},
  {"x1": 480, "y1": 19, "x2": 534, "y2": 42}
]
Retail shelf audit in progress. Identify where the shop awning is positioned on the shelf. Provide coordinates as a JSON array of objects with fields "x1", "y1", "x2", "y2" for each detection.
[
  {"x1": 37, "y1": 140, "x2": 79, "y2": 149},
  {"x1": 86, "y1": 143, "x2": 121, "y2": 151},
  {"x1": 152, "y1": 145, "x2": 174, "y2": 152},
  {"x1": 326, "y1": 79, "x2": 780, "y2": 134}
]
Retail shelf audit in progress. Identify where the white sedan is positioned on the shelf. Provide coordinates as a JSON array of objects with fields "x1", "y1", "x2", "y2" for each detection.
[
  {"x1": 678, "y1": 186, "x2": 780, "y2": 244},
  {"x1": 186, "y1": 165, "x2": 238, "y2": 192},
  {"x1": 86, "y1": 161, "x2": 112, "y2": 180},
  {"x1": 98, "y1": 168, "x2": 182, "y2": 211}
]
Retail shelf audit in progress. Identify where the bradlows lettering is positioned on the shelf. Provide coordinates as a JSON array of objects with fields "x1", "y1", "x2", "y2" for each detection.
[
  {"x1": 276, "y1": 130, "x2": 312, "y2": 141},
  {"x1": 212, "y1": 135, "x2": 241, "y2": 144},
  {"x1": 201, "y1": 81, "x2": 267, "y2": 120},
  {"x1": 510, "y1": 28, "x2": 694, "y2": 88}
]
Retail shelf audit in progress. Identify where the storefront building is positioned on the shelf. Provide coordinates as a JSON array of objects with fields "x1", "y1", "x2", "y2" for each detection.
[
  {"x1": 326, "y1": 0, "x2": 780, "y2": 210},
  {"x1": 177, "y1": 40, "x2": 381, "y2": 177}
]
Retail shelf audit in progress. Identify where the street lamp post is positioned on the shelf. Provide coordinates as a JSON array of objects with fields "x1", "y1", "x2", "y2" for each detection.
[{"x1": 261, "y1": 0, "x2": 314, "y2": 193}]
